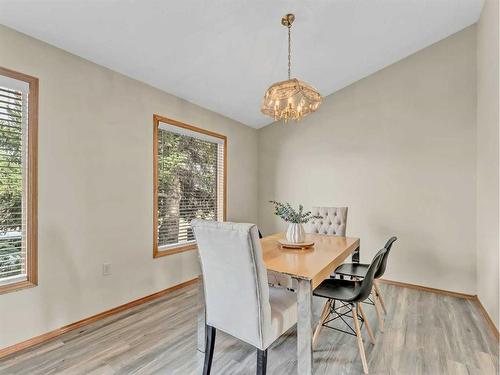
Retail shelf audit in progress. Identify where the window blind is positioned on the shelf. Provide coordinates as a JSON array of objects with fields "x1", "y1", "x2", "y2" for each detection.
[
  {"x1": 0, "y1": 77, "x2": 28, "y2": 285},
  {"x1": 156, "y1": 122, "x2": 225, "y2": 250}
]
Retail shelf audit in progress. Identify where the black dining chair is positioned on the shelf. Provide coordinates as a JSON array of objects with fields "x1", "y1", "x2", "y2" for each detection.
[
  {"x1": 334, "y1": 236, "x2": 397, "y2": 331},
  {"x1": 312, "y1": 248, "x2": 387, "y2": 375}
]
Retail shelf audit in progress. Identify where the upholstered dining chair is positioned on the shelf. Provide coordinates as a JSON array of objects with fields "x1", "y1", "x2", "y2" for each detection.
[
  {"x1": 305, "y1": 207, "x2": 348, "y2": 236},
  {"x1": 268, "y1": 207, "x2": 348, "y2": 290},
  {"x1": 312, "y1": 248, "x2": 387, "y2": 375},
  {"x1": 191, "y1": 220, "x2": 298, "y2": 375}
]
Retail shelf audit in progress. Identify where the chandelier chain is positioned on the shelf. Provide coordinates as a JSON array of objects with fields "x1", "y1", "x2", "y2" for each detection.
[{"x1": 287, "y1": 24, "x2": 291, "y2": 79}]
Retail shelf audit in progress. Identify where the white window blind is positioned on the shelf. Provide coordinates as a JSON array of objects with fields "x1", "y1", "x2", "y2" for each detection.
[
  {"x1": 0, "y1": 76, "x2": 29, "y2": 286},
  {"x1": 156, "y1": 122, "x2": 225, "y2": 251}
]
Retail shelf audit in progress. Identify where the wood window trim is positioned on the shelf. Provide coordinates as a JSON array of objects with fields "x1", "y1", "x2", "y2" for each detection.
[
  {"x1": 153, "y1": 114, "x2": 227, "y2": 258},
  {"x1": 0, "y1": 66, "x2": 38, "y2": 294}
]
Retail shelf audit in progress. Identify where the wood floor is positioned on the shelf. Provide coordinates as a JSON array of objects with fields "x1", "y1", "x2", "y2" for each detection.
[{"x1": 0, "y1": 283, "x2": 498, "y2": 375}]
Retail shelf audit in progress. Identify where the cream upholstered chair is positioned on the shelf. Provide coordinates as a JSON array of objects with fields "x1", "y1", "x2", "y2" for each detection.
[
  {"x1": 268, "y1": 207, "x2": 348, "y2": 290},
  {"x1": 191, "y1": 220, "x2": 297, "y2": 375},
  {"x1": 305, "y1": 207, "x2": 348, "y2": 236}
]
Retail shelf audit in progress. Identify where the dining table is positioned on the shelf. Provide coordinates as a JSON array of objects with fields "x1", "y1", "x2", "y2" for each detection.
[{"x1": 197, "y1": 232, "x2": 360, "y2": 375}]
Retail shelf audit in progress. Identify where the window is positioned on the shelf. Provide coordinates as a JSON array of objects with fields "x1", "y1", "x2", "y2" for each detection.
[
  {"x1": 153, "y1": 115, "x2": 226, "y2": 257},
  {"x1": 0, "y1": 67, "x2": 38, "y2": 294}
]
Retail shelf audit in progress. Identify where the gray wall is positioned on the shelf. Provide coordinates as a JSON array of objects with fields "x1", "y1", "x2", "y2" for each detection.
[
  {"x1": 476, "y1": 0, "x2": 499, "y2": 329},
  {"x1": 258, "y1": 26, "x2": 477, "y2": 295},
  {"x1": 0, "y1": 25, "x2": 258, "y2": 349}
]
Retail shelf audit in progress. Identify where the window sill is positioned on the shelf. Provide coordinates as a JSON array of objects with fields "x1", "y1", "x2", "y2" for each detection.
[
  {"x1": 153, "y1": 243, "x2": 197, "y2": 258},
  {"x1": 0, "y1": 279, "x2": 37, "y2": 295}
]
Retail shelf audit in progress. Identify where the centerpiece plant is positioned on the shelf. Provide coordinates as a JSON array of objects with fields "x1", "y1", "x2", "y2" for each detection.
[{"x1": 269, "y1": 201, "x2": 322, "y2": 243}]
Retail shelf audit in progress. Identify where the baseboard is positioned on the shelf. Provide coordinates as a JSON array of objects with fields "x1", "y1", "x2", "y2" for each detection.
[
  {"x1": 0, "y1": 277, "x2": 198, "y2": 359},
  {"x1": 474, "y1": 296, "x2": 500, "y2": 341},
  {"x1": 378, "y1": 278, "x2": 476, "y2": 300}
]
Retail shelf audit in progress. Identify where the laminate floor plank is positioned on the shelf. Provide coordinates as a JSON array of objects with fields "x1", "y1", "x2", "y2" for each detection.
[{"x1": 0, "y1": 283, "x2": 498, "y2": 375}]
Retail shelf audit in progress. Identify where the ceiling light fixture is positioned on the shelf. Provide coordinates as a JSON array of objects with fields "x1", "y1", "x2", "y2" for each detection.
[{"x1": 261, "y1": 13, "x2": 322, "y2": 123}]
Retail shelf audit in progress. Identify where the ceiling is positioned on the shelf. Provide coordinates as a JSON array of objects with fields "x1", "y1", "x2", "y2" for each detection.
[{"x1": 0, "y1": 0, "x2": 483, "y2": 128}]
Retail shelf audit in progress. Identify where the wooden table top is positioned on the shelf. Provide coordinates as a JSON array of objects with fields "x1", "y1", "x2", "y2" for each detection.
[{"x1": 261, "y1": 233, "x2": 360, "y2": 289}]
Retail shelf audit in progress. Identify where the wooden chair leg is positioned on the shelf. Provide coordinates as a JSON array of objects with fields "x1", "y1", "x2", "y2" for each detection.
[
  {"x1": 358, "y1": 303, "x2": 376, "y2": 345},
  {"x1": 352, "y1": 304, "x2": 369, "y2": 374},
  {"x1": 312, "y1": 300, "x2": 331, "y2": 348},
  {"x1": 257, "y1": 348, "x2": 267, "y2": 375},
  {"x1": 203, "y1": 325, "x2": 216, "y2": 375},
  {"x1": 373, "y1": 281, "x2": 387, "y2": 314},
  {"x1": 372, "y1": 288, "x2": 384, "y2": 333}
]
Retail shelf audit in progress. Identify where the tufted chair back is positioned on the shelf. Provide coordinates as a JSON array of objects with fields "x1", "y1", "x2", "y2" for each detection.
[{"x1": 305, "y1": 207, "x2": 348, "y2": 236}]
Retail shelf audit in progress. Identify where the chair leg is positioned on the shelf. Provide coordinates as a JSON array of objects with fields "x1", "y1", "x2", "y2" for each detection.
[
  {"x1": 358, "y1": 303, "x2": 376, "y2": 345},
  {"x1": 352, "y1": 304, "x2": 369, "y2": 374},
  {"x1": 372, "y1": 288, "x2": 384, "y2": 332},
  {"x1": 256, "y1": 348, "x2": 267, "y2": 375},
  {"x1": 373, "y1": 281, "x2": 387, "y2": 314},
  {"x1": 312, "y1": 299, "x2": 331, "y2": 348},
  {"x1": 203, "y1": 325, "x2": 216, "y2": 375}
]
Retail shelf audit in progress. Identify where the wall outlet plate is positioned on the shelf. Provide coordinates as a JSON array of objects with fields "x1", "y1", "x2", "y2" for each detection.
[{"x1": 102, "y1": 263, "x2": 111, "y2": 276}]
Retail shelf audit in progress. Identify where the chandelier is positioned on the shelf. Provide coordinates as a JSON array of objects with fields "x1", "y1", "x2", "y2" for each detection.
[{"x1": 261, "y1": 13, "x2": 322, "y2": 123}]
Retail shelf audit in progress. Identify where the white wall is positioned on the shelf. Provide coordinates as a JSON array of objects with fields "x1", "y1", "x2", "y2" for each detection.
[
  {"x1": 0, "y1": 25, "x2": 258, "y2": 349},
  {"x1": 476, "y1": 0, "x2": 499, "y2": 329},
  {"x1": 258, "y1": 27, "x2": 477, "y2": 295}
]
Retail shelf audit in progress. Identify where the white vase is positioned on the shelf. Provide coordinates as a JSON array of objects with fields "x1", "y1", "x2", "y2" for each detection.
[{"x1": 286, "y1": 223, "x2": 305, "y2": 243}]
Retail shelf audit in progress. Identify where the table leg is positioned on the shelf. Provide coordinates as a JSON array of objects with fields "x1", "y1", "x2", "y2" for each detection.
[
  {"x1": 352, "y1": 244, "x2": 360, "y2": 263},
  {"x1": 297, "y1": 278, "x2": 313, "y2": 375},
  {"x1": 197, "y1": 274, "x2": 206, "y2": 353}
]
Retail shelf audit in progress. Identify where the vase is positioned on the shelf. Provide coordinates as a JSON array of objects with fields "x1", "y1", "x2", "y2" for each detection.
[{"x1": 286, "y1": 223, "x2": 305, "y2": 243}]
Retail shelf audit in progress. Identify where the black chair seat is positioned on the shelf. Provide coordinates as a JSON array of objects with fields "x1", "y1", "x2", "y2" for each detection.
[
  {"x1": 335, "y1": 262, "x2": 370, "y2": 279},
  {"x1": 313, "y1": 278, "x2": 362, "y2": 302},
  {"x1": 335, "y1": 237, "x2": 398, "y2": 281}
]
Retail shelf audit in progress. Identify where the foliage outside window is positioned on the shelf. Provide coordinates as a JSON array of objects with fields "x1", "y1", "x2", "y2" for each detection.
[
  {"x1": 0, "y1": 67, "x2": 38, "y2": 294},
  {"x1": 153, "y1": 115, "x2": 226, "y2": 257}
]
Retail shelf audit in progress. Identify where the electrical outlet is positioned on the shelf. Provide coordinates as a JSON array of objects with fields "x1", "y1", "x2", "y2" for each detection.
[{"x1": 102, "y1": 263, "x2": 111, "y2": 276}]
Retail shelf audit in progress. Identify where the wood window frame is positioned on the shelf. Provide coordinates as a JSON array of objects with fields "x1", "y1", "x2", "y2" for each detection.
[
  {"x1": 153, "y1": 114, "x2": 227, "y2": 258},
  {"x1": 0, "y1": 67, "x2": 38, "y2": 294}
]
